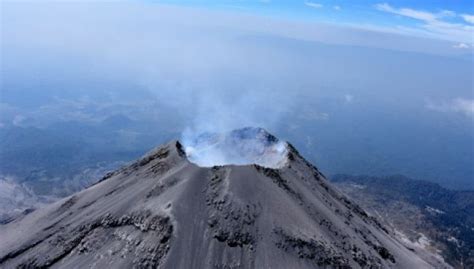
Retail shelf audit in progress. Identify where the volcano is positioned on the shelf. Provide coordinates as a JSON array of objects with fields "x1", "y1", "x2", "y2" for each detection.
[{"x1": 0, "y1": 128, "x2": 447, "y2": 268}]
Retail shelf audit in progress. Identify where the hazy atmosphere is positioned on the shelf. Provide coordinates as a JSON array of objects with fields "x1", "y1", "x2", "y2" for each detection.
[
  {"x1": 2, "y1": 2, "x2": 472, "y2": 190},
  {"x1": 1, "y1": 1, "x2": 473, "y2": 268}
]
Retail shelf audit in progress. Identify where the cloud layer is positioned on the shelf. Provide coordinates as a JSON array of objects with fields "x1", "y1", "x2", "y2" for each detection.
[
  {"x1": 375, "y1": 3, "x2": 474, "y2": 46},
  {"x1": 305, "y1": 2, "x2": 323, "y2": 9},
  {"x1": 426, "y1": 98, "x2": 474, "y2": 117}
]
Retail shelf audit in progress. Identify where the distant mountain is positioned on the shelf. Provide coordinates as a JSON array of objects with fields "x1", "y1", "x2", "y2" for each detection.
[
  {"x1": 331, "y1": 174, "x2": 474, "y2": 268},
  {"x1": 0, "y1": 128, "x2": 445, "y2": 268}
]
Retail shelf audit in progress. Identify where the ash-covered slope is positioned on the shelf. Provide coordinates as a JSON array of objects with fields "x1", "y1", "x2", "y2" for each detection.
[{"x1": 0, "y1": 128, "x2": 446, "y2": 268}]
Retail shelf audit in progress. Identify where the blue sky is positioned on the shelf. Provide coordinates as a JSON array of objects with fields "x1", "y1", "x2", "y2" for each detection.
[{"x1": 154, "y1": 0, "x2": 474, "y2": 47}]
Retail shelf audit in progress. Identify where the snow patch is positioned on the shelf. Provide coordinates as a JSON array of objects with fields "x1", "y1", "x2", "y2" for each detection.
[
  {"x1": 425, "y1": 206, "x2": 445, "y2": 215},
  {"x1": 395, "y1": 230, "x2": 431, "y2": 250}
]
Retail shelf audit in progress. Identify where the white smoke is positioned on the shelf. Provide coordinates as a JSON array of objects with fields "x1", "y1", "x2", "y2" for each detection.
[{"x1": 181, "y1": 127, "x2": 288, "y2": 168}]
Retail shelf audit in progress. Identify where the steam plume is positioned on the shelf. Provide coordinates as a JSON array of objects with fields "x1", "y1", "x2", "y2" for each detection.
[{"x1": 181, "y1": 127, "x2": 288, "y2": 168}]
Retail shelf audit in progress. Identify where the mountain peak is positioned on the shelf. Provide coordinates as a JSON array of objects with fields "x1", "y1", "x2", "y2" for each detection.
[
  {"x1": 181, "y1": 127, "x2": 288, "y2": 169},
  {"x1": 0, "y1": 132, "x2": 443, "y2": 269}
]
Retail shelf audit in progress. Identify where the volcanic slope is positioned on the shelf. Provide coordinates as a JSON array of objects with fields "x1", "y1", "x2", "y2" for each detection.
[{"x1": 0, "y1": 128, "x2": 447, "y2": 268}]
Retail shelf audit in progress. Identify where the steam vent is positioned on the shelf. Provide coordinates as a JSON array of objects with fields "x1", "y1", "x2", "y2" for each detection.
[
  {"x1": 0, "y1": 128, "x2": 445, "y2": 268},
  {"x1": 182, "y1": 127, "x2": 288, "y2": 168}
]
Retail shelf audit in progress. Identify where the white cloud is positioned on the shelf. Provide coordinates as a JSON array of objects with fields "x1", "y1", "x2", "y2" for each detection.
[
  {"x1": 305, "y1": 2, "x2": 323, "y2": 9},
  {"x1": 375, "y1": 3, "x2": 438, "y2": 22},
  {"x1": 333, "y1": 5, "x2": 341, "y2": 11},
  {"x1": 453, "y1": 42, "x2": 470, "y2": 49},
  {"x1": 461, "y1": 14, "x2": 474, "y2": 24},
  {"x1": 12, "y1": 115, "x2": 27, "y2": 126},
  {"x1": 426, "y1": 98, "x2": 474, "y2": 117},
  {"x1": 452, "y1": 98, "x2": 474, "y2": 116},
  {"x1": 344, "y1": 94, "x2": 354, "y2": 103},
  {"x1": 374, "y1": 3, "x2": 474, "y2": 45}
]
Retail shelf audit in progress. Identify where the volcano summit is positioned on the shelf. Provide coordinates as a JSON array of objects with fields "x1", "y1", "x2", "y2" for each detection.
[
  {"x1": 0, "y1": 128, "x2": 447, "y2": 268},
  {"x1": 182, "y1": 127, "x2": 288, "y2": 168}
]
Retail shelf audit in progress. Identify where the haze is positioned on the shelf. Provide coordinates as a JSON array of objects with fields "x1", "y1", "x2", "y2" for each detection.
[{"x1": 1, "y1": 1, "x2": 473, "y2": 190}]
